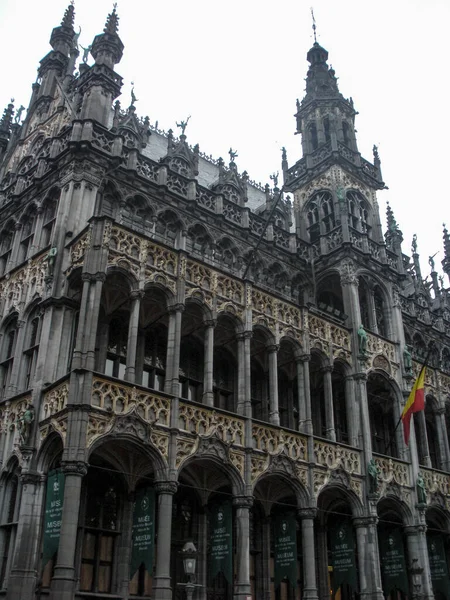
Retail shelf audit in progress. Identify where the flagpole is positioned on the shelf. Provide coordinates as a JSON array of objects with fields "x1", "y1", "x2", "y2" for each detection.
[{"x1": 381, "y1": 346, "x2": 432, "y2": 456}]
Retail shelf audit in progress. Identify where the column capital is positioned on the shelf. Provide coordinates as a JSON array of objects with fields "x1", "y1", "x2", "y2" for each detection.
[
  {"x1": 404, "y1": 524, "x2": 426, "y2": 536},
  {"x1": 298, "y1": 353, "x2": 311, "y2": 363},
  {"x1": 298, "y1": 507, "x2": 317, "y2": 520},
  {"x1": 352, "y1": 515, "x2": 378, "y2": 528},
  {"x1": 233, "y1": 495, "x2": 254, "y2": 509},
  {"x1": 353, "y1": 372, "x2": 368, "y2": 382},
  {"x1": 320, "y1": 365, "x2": 333, "y2": 374},
  {"x1": 130, "y1": 289, "x2": 145, "y2": 301},
  {"x1": 236, "y1": 330, "x2": 252, "y2": 342},
  {"x1": 203, "y1": 319, "x2": 216, "y2": 328},
  {"x1": 154, "y1": 480, "x2": 178, "y2": 495},
  {"x1": 20, "y1": 470, "x2": 41, "y2": 485},
  {"x1": 435, "y1": 406, "x2": 446, "y2": 416},
  {"x1": 61, "y1": 461, "x2": 88, "y2": 477},
  {"x1": 266, "y1": 343, "x2": 279, "y2": 354},
  {"x1": 168, "y1": 303, "x2": 185, "y2": 314}
]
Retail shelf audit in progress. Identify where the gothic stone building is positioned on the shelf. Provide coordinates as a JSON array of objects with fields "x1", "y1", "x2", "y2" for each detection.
[{"x1": 0, "y1": 6, "x2": 450, "y2": 600}]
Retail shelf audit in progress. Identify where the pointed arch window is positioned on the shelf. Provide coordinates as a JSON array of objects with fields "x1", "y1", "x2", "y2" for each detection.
[
  {"x1": 105, "y1": 313, "x2": 128, "y2": 379},
  {"x1": 0, "y1": 466, "x2": 21, "y2": 589},
  {"x1": 22, "y1": 311, "x2": 42, "y2": 391},
  {"x1": 0, "y1": 226, "x2": 14, "y2": 277},
  {"x1": 305, "y1": 191, "x2": 335, "y2": 243},
  {"x1": 342, "y1": 121, "x2": 351, "y2": 147},
  {"x1": 214, "y1": 348, "x2": 236, "y2": 412},
  {"x1": 347, "y1": 190, "x2": 371, "y2": 235},
  {"x1": 41, "y1": 196, "x2": 58, "y2": 248},
  {"x1": 323, "y1": 117, "x2": 331, "y2": 144},
  {"x1": 180, "y1": 338, "x2": 203, "y2": 402},
  {"x1": 18, "y1": 208, "x2": 37, "y2": 264},
  {"x1": 0, "y1": 319, "x2": 18, "y2": 399},
  {"x1": 308, "y1": 122, "x2": 318, "y2": 151},
  {"x1": 141, "y1": 325, "x2": 166, "y2": 392}
]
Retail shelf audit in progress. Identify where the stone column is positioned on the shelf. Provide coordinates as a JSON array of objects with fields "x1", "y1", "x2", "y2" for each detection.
[
  {"x1": 366, "y1": 289, "x2": 378, "y2": 334},
  {"x1": 6, "y1": 319, "x2": 26, "y2": 397},
  {"x1": 237, "y1": 332, "x2": 252, "y2": 418},
  {"x1": 344, "y1": 375, "x2": 359, "y2": 447},
  {"x1": 404, "y1": 521, "x2": 434, "y2": 600},
  {"x1": 435, "y1": 407, "x2": 450, "y2": 471},
  {"x1": 164, "y1": 305, "x2": 183, "y2": 396},
  {"x1": 298, "y1": 509, "x2": 319, "y2": 600},
  {"x1": 354, "y1": 373, "x2": 372, "y2": 456},
  {"x1": 6, "y1": 472, "x2": 45, "y2": 600},
  {"x1": 301, "y1": 355, "x2": 313, "y2": 435},
  {"x1": 49, "y1": 461, "x2": 88, "y2": 600},
  {"x1": 295, "y1": 357, "x2": 306, "y2": 432},
  {"x1": 315, "y1": 522, "x2": 329, "y2": 600},
  {"x1": 116, "y1": 494, "x2": 134, "y2": 598},
  {"x1": 30, "y1": 206, "x2": 44, "y2": 254},
  {"x1": 322, "y1": 366, "x2": 336, "y2": 441},
  {"x1": 353, "y1": 516, "x2": 384, "y2": 600},
  {"x1": 268, "y1": 345, "x2": 280, "y2": 426},
  {"x1": 233, "y1": 496, "x2": 253, "y2": 600},
  {"x1": 416, "y1": 411, "x2": 431, "y2": 467},
  {"x1": 153, "y1": 481, "x2": 177, "y2": 600},
  {"x1": 125, "y1": 290, "x2": 142, "y2": 383},
  {"x1": 203, "y1": 320, "x2": 215, "y2": 406}
]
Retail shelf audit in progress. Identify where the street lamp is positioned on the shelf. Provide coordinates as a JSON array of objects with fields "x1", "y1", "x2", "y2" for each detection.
[{"x1": 181, "y1": 541, "x2": 197, "y2": 583}]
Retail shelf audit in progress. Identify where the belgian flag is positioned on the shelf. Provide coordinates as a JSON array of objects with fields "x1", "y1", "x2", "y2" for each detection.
[{"x1": 401, "y1": 366, "x2": 426, "y2": 445}]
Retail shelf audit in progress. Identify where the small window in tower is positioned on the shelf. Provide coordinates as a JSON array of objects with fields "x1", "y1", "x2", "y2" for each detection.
[
  {"x1": 324, "y1": 117, "x2": 331, "y2": 143},
  {"x1": 309, "y1": 123, "x2": 318, "y2": 151},
  {"x1": 343, "y1": 122, "x2": 350, "y2": 146}
]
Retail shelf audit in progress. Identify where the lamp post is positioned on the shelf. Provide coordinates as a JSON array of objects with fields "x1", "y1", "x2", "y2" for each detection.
[{"x1": 180, "y1": 541, "x2": 197, "y2": 600}]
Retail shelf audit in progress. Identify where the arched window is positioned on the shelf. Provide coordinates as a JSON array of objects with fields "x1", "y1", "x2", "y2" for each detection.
[
  {"x1": 0, "y1": 465, "x2": 21, "y2": 590},
  {"x1": 0, "y1": 225, "x2": 14, "y2": 277},
  {"x1": 251, "y1": 361, "x2": 267, "y2": 422},
  {"x1": 22, "y1": 311, "x2": 42, "y2": 391},
  {"x1": 374, "y1": 286, "x2": 387, "y2": 337},
  {"x1": 342, "y1": 122, "x2": 350, "y2": 146},
  {"x1": 347, "y1": 190, "x2": 371, "y2": 234},
  {"x1": 309, "y1": 122, "x2": 318, "y2": 151},
  {"x1": 213, "y1": 348, "x2": 236, "y2": 412},
  {"x1": 306, "y1": 191, "x2": 335, "y2": 243},
  {"x1": 187, "y1": 224, "x2": 213, "y2": 258},
  {"x1": 141, "y1": 324, "x2": 166, "y2": 392},
  {"x1": 310, "y1": 355, "x2": 326, "y2": 437},
  {"x1": 18, "y1": 207, "x2": 38, "y2": 263},
  {"x1": 180, "y1": 338, "x2": 203, "y2": 402},
  {"x1": 323, "y1": 117, "x2": 331, "y2": 144},
  {"x1": 0, "y1": 318, "x2": 18, "y2": 399},
  {"x1": 40, "y1": 195, "x2": 58, "y2": 248},
  {"x1": 79, "y1": 464, "x2": 123, "y2": 594},
  {"x1": 122, "y1": 196, "x2": 153, "y2": 236},
  {"x1": 367, "y1": 374, "x2": 398, "y2": 457},
  {"x1": 332, "y1": 365, "x2": 348, "y2": 444},
  {"x1": 105, "y1": 313, "x2": 129, "y2": 379}
]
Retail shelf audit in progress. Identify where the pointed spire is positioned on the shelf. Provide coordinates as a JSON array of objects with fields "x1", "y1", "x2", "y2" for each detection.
[
  {"x1": 90, "y1": 4, "x2": 124, "y2": 68},
  {"x1": 386, "y1": 202, "x2": 398, "y2": 233},
  {"x1": 0, "y1": 100, "x2": 14, "y2": 154},
  {"x1": 61, "y1": 3, "x2": 75, "y2": 29},
  {"x1": 104, "y1": 4, "x2": 119, "y2": 35}
]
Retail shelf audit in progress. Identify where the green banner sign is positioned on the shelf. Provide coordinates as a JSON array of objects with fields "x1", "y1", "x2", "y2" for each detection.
[
  {"x1": 209, "y1": 501, "x2": 232, "y2": 584},
  {"x1": 274, "y1": 513, "x2": 298, "y2": 589},
  {"x1": 42, "y1": 469, "x2": 65, "y2": 568},
  {"x1": 130, "y1": 487, "x2": 155, "y2": 578},
  {"x1": 330, "y1": 519, "x2": 358, "y2": 593},
  {"x1": 427, "y1": 534, "x2": 450, "y2": 600},
  {"x1": 379, "y1": 528, "x2": 409, "y2": 595}
]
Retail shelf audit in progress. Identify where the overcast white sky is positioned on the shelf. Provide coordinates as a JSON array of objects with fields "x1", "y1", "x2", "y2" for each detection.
[{"x1": 0, "y1": 0, "x2": 448, "y2": 281}]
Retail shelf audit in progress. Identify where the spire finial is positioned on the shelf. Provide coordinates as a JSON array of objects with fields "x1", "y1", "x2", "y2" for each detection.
[
  {"x1": 310, "y1": 8, "x2": 317, "y2": 43},
  {"x1": 61, "y1": 2, "x2": 75, "y2": 28},
  {"x1": 104, "y1": 4, "x2": 119, "y2": 35},
  {"x1": 176, "y1": 116, "x2": 191, "y2": 135}
]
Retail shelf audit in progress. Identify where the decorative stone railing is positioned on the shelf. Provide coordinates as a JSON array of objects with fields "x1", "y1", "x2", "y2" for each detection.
[
  {"x1": 0, "y1": 394, "x2": 32, "y2": 434},
  {"x1": 366, "y1": 333, "x2": 396, "y2": 363},
  {"x1": 67, "y1": 228, "x2": 91, "y2": 275},
  {"x1": 314, "y1": 439, "x2": 361, "y2": 474},
  {"x1": 178, "y1": 402, "x2": 245, "y2": 446},
  {"x1": 0, "y1": 250, "x2": 48, "y2": 314},
  {"x1": 42, "y1": 379, "x2": 70, "y2": 420},
  {"x1": 252, "y1": 423, "x2": 307, "y2": 461},
  {"x1": 91, "y1": 377, "x2": 170, "y2": 427},
  {"x1": 307, "y1": 313, "x2": 351, "y2": 359},
  {"x1": 374, "y1": 455, "x2": 410, "y2": 487},
  {"x1": 420, "y1": 467, "x2": 450, "y2": 498}
]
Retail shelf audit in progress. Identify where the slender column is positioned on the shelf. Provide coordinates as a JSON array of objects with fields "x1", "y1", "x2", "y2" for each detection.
[
  {"x1": 344, "y1": 375, "x2": 359, "y2": 447},
  {"x1": 316, "y1": 522, "x2": 329, "y2": 600},
  {"x1": 435, "y1": 407, "x2": 450, "y2": 471},
  {"x1": 233, "y1": 496, "x2": 253, "y2": 600},
  {"x1": 6, "y1": 320, "x2": 26, "y2": 397},
  {"x1": 354, "y1": 373, "x2": 372, "y2": 456},
  {"x1": 237, "y1": 332, "x2": 252, "y2": 418},
  {"x1": 153, "y1": 481, "x2": 177, "y2": 600},
  {"x1": 301, "y1": 355, "x2": 313, "y2": 435},
  {"x1": 71, "y1": 275, "x2": 90, "y2": 370},
  {"x1": 83, "y1": 274, "x2": 106, "y2": 372},
  {"x1": 353, "y1": 516, "x2": 384, "y2": 600},
  {"x1": 404, "y1": 522, "x2": 434, "y2": 600},
  {"x1": 268, "y1": 344, "x2": 280, "y2": 425},
  {"x1": 261, "y1": 516, "x2": 271, "y2": 600},
  {"x1": 203, "y1": 320, "x2": 215, "y2": 406},
  {"x1": 8, "y1": 223, "x2": 22, "y2": 270},
  {"x1": 322, "y1": 366, "x2": 336, "y2": 441},
  {"x1": 416, "y1": 411, "x2": 431, "y2": 467},
  {"x1": 30, "y1": 206, "x2": 44, "y2": 254},
  {"x1": 49, "y1": 462, "x2": 88, "y2": 600},
  {"x1": 367, "y1": 289, "x2": 378, "y2": 333},
  {"x1": 296, "y1": 357, "x2": 306, "y2": 432},
  {"x1": 125, "y1": 290, "x2": 142, "y2": 383},
  {"x1": 6, "y1": 473, "x2": 45, "y2": 600},
  {"x1": 298, "y1": 509, "x2": 319, "y2": 600},
  {"x1": 164, "y1": 304, "x2": 184, "y2": 396},
  {"x1": 117, "y1": 494, "x2": 134, "y2": 598}
]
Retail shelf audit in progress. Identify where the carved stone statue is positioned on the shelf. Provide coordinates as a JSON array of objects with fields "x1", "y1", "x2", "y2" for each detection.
[
  {"x1": 411, "y1": 233, "x2": 417, "y2": 254},
  {"x1": 228, "y1": 147, "x2": 238, "y2": 162},
  {"x1": 45, "y1": 246, "x2": 58, "y2": 277},
  {"x1": 428, "y1": 253, "x2": 437, "y2": 272},
  {"x1": 336, "y1": 186, "x2": 345, "y2": 203},
  {"x1": 176, "y1": 116, "x2": 191, "y2": 135},
  {"x1": 367, "y1": 458, "x2": 380, "y2": 495},
  {"x1": 403, "y1": 346, "x2": 413, "y2": 374},
  {"x1": 357, "y1": 324, "x2": 367, "y2": 354},
  {"x1": 15, "y1": 105, "x2": 25, "y2": 124},
  {"x1": 80, "y1": 44, "x2": 92, "y2": 63},
  {"x1": 416, "y1": 473, "x2": 427, "y2": 505},
  {"x1": 16, "y1": 405, "x2": 35, "y2": 445}
]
